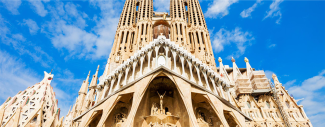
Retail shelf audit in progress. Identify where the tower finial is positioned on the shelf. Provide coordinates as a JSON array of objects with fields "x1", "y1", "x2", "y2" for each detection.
[
  {"x1": 244, "y1": 57, "x2": 249, "y2": 63},
  {"x1": 86, "y1": 71, "x2": 91, "y2": 82},
  {"x1": 95, "y1": 65, "x2": 100, "y2": 76},
  {"x1": 231, "y1": 57, "x2": 235, "y2": 62},
  {"x1": 218, "y1": 57, "x2": 222, "y2": 62},
  {"x1": 49, "y1": 69, "x2": 53, "y2": 74}
]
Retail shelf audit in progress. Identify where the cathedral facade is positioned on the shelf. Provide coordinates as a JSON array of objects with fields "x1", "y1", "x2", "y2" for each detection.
[
  {"x1": 0, "y1": 0, "x2": 313, "y2": 127},
  {"x1": 63, "y1": 0, "x2": 313, "y2": 127}
]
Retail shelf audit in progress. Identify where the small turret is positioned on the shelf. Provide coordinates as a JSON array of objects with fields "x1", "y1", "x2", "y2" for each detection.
[
  {"x1": 89, "y1": 65, "x2": 100, "y2": 89},
  {"x1": 78, "y1": 71, "x2": 91, "y2": 94}
]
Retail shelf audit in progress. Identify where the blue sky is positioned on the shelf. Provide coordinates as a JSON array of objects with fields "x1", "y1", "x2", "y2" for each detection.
[{"x1": 0, "y1": 0, "x2": 324, "y2": 126}]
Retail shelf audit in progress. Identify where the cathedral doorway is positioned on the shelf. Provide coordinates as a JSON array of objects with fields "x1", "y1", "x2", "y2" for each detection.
[
  {"x1": 191, "y1": 93, "x2": 223, "y2": 127},
  {"x1": 133, "y1": 76, "x2": 190, "y2": 127},
  {"x1": 153, "y1": 20, "x2": 170, "y2": 39}
]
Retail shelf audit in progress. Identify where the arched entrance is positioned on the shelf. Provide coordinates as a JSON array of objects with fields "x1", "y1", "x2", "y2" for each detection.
[{"x1": 133, "y1": 76, "x2": 190, "y2": 127}]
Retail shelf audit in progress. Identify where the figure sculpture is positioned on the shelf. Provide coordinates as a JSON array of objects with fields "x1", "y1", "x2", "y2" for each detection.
[{"x1": 157, "y1": 91, "x2": 166, "y2": 114}]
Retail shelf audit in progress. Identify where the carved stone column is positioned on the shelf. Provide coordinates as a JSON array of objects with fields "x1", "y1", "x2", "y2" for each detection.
[
  {"x1": 217, "y1": 79, "x2": 225, "y2": 98},
  {"x1": 194, "y1": 61, "x2": 203, "y2": 86},
  {"x1": 209, "y1": 77, "x2": 219, "y2": 96},
  {"x1": 108, "y1": 77, "x2": 116, "y2": 95},
  {"x1": 201, "y1": 65, "x2": 211, "y2": 91},
  {"x1": 148, "y1": 50, "x2": 152, "y2": 71},
  {"x1": 186, "y1": 58, "x2": 195, "y2": 82},
  {"x1": 171, "y1": 49, "x2": 177, "y2": 72},
  {"x1": 123, "y1": 66, "x2": 130, "y2": 86},
  {"x1": 179, "y1": 53, "x2": 185, "y2": 77},
  {"x1": 101, "y1": 80, "x2": 110, "y2": 100},
  {"x1": 140, "y1": 55, "x2": 144, "y2": 76},
  {"x1": 164, "y1": 46, "x2": 169, "y2": 68},
  {"x1": 116, "y1": 71, "x2": 123, "y2": 89},
  {"x1": 131, "y1": 60, "x2": 138, "y2": 81},
  {"x1": 155, "y1": 45, "x2": 160, "y2": 68}
]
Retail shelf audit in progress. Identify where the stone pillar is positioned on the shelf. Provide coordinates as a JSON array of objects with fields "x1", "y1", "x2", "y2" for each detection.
[
  {"x1": 101, "y1": 81, "x2": 109, "y2": 100},
  {"x1": 148, "y1": 50, "x2": 152, "y2": 71},
  {"x1": 123, "y1": 66, "x2": 130, "y2": 86},
  {"x1": 172, "y1": 50, "x2": 177, "y2": 72},
  {"x1": 140, "y1": 55, "x2": 144, "y2": 76},
  {"x1": 187, "y1": 59, "x2": 195, "y2": 82},
  {"x1": 131, "y1": 60, "x2": 138, "y2": 81},
  {"x1": 194, "y1": 62, "x2": 203, "y2": 86},
  {"x1": 108, "y1": 78, "x2": 116, "y2": 95}
]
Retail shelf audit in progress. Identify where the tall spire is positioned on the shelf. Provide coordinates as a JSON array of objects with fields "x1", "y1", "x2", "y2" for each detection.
[
  {"x1": 78, "y1": 71, "x2": 91, "y2": 94},
  {"x1": 89, "y1": 65, "x2": 100, "y2": 88}
]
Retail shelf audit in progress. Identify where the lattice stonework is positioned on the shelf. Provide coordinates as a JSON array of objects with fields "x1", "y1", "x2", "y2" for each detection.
[{"x1": 0, "y1": 71, "x2": 63, "y2": 127}]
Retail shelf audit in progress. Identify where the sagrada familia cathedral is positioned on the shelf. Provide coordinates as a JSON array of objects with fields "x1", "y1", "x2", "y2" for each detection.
[{"x1": 0, "y1": 0, "x2": 314, "y2": 127}]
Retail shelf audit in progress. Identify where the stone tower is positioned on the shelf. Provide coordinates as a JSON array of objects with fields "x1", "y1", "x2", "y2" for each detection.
[
  {"x1": 0, "y1": 71, "x2": 63, "y2": 127},
  {"x1": 65, "y1": 0, "x2": 313, "y2": 127}
]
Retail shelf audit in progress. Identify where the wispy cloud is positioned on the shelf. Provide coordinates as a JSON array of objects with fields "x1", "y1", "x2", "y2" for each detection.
[
  {"x1": 22, "y1": 19, "x2": 40, "y2": 35},
  {"x1": 0, "y1": 50, "x2": 40, "y2": 101},
  {"x1": 154, "y1": 0, "x2": 169, "y2": 12},
  {"x1": 268, "y1": 43, "x2": 276, "y2": 48},
  {"x1": 264, "y1": 0, "x2": 283, "y2": 24},
  {"x1": 240, "y1": 0, "x2": 262, "y2": 18},
  {"x1": 0, "y1": 0, "x2": 21, "y2": 15},
  {"x1": 211, "y1": 27, "x2": 254, "y2": 59},
  {"x1": 205, "y1": 0, "x2": 238, "y2": 18},
  {"x1": 0, "y1": 14, "x2": 53, "y2": 68},
  {"x1": 284, "y1": 79, "x2": 296, "y2": 87},
  {"x1": 27, "y1": 0, "x2": 48, "y2": 17},
  {"x1": 41, "y1": 1, "x2": 121, "y2": 60},
  {"x1": 287, "y1": 70, "x2": 325, "y2": 126}
]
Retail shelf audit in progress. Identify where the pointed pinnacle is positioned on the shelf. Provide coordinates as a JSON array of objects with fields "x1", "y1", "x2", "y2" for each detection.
[
  {"x1": 95, "y1": 65, "x2": 100, "y2": 76},
  {"x1": 49, "y1": 69, "x2": 53, "y2": 74},
  {"x1": 86, "y1": 71, "x2": 91, "y2": 82}
]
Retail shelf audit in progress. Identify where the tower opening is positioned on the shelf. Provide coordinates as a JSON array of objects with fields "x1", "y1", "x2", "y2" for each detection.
[{"x1": 153, "y1": 20, "x2": 170, "y2": 39}]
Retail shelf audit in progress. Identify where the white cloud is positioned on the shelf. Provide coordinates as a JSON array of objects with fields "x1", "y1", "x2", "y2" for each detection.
[
  {"x1": 287, "y1": 70, "x2": 325, "y2": 126},
  {"x1": 0, "y1": 0, "x2": 21, "y2": 15},
  {"x1": 0, "y1": 14, "x2": 53, "y2": 68},
  {"x1": 240, "y1": 0, "x2": 262, "y2": 18},
  {"x1": 0, "y1": 50, "x2": 40, "y2": 101},
  {"x1": 154, "y1": 0, "x2": 169, "y2": 12},
  {"x1": 264, "y1": 0, "x2": 283, "y2": 24},
  {"x1": 284, "y1": 79, "x2": 296, "y2": 87},
  {"x1": 22, "y1": 19, "x2": 39, "y2": 35},
  {"x1": 205, "y1": 0, "x2": 238, "y2": 18},
  {"x1": 211, "y1": 27, "x2": 254, "y2": 58},
  {"x1": 27, "y1": 0, "x2": 48, "y2": 17},
  {"x1": 41, "y1": 1, "x2": 121, "y2": 60},
  {"x1": 268, "y1": 43, "x2": 276, "y2": 48}
]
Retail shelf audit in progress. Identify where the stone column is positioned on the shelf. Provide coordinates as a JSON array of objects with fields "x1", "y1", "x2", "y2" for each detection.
[
  {"x1": 131, "y1": 60, "x2": 138, "y2": 81},
  {"x1": 180, "y1": 53, "x2": 186, "y2": 77},
  {"x1": 101, "y1": 80, "x2": 109, "y2": 100},
  {"x1": 108, "y1": 78, "x2": 116, "y2": 95},
  {"x1": 155, "y1": 45, "x2": 160, "y2": 68},
  {"x1": 148, "y1": 50, "x2": 152, "y2": 71},
  {"x1": 171, "y1": 50, "x2": 177, "y2": 72},
  {"x1": 209, "y1": 77, "x2": 219, "y2": 96},
  {"x1": 164, "y1": 46, "x2": 169, "y2": 67},
  {"x1": 140, "y1": 55, "x2": 144, "y2": 76},
  {"x1": 123, "y1": 66, "x2": 130, "y2": 86},
  {"x1": 116, "y1": 72, "x2": 123, "y2": 89},
  {"x1": 201, "y1": 67, "x2": 211, "y2": 91},
  {"x1": 194, "y1": 62, "x2": 203, "y2": 86},
  {"x1": 187, "y1": 59, "x2": 195, "y2": 82}
]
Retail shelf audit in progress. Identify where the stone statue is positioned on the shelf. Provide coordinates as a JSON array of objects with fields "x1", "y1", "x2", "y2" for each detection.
[
  {"x1": 151, "y1": 102, "x2": 159, "y2": 115},
  {"x1": 157, "y1": 91, "x2": 166, "y2": 113},
  {"x1": 115, "y1": 51, "x2": 121, "y2": 63}
]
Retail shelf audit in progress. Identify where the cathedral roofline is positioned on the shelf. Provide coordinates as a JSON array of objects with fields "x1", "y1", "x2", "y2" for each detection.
[{"x1": 74, "y1": 65, "x2": 253, "y2": 122}]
